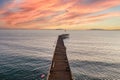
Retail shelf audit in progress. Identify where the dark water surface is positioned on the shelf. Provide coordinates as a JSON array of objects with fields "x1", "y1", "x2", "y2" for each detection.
[{"x1": 0, "y1": 30, "x2": 120, "y2": 80}]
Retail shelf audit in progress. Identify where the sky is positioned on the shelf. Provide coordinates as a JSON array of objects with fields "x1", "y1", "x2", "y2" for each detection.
[{"x1": 0, "y1": 0, "x2": 120, "y2": 30}]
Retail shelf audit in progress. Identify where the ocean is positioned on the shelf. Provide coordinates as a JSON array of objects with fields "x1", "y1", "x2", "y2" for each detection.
[{"x1": 0, "y1": 30, "x2": 120, "y2": 80}]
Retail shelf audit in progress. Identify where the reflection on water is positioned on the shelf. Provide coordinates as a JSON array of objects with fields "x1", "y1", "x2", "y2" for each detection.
[{"x1": 0, "y1": 30, "x2": 120, "y2": 80}]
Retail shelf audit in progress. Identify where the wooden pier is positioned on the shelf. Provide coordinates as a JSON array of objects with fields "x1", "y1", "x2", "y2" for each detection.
[{"x1": 47, "y1": 34, "x2": 73, "y2": 80}]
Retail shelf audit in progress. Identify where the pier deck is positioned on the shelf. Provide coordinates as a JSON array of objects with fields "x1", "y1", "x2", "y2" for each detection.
[{"x1": 47, "y1": 34, "x2": 73, "y2": 80}]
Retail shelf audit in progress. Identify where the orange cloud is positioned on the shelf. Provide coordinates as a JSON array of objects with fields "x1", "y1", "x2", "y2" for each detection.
[{"x1": 0, "y1": 0, "x2": 120, "y2": 29}]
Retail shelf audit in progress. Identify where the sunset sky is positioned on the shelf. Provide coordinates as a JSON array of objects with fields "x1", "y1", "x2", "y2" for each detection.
[{"x1": 0, "y1": 0, "x2": 120, "y2": 30}]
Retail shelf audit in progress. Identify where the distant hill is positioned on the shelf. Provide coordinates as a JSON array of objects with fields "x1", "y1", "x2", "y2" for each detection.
[
  {"x1": 89, "y1": 29, "x2": 105, "y2": 31},
  {"x1": 89, "y1": 29, "x2": 120, "y2": 31}
]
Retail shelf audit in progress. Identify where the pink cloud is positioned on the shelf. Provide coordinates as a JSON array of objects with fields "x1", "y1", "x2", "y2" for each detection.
[{"x1": 0, "y1": 0, "x2": 120, "y2": 29}]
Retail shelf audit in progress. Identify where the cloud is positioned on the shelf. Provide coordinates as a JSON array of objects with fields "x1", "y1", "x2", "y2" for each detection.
[{"x1": 0, "y1": 0, "x2": 120, "y2": 29}]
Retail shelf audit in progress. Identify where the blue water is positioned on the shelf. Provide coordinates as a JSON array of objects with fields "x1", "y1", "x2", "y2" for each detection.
[{"x1": 0, "y1": 30, "x2": 120, "y2": 80}]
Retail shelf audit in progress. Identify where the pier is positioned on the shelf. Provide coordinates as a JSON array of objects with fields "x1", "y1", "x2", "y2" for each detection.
[{"x1": 47, "y1": 34, "x2": 73, "y2": 80}]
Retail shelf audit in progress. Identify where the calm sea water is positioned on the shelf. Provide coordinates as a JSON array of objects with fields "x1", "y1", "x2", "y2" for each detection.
[{"x1": 0, "y1": 30, "x2": 120, "y2": 80}]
